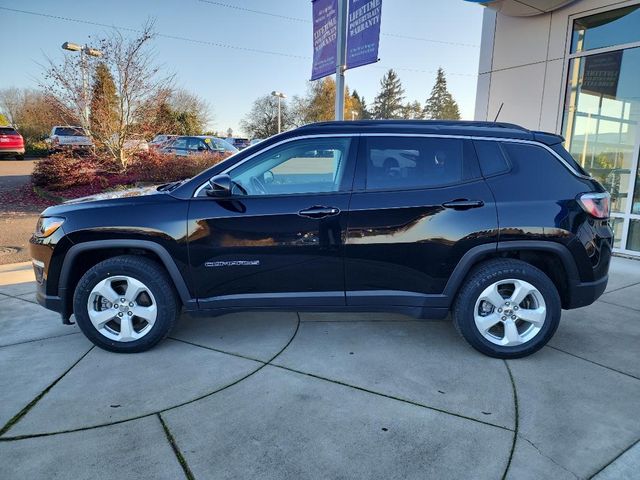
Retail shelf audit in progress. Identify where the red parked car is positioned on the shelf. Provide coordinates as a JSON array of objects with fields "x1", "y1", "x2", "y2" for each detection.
[{"x1": 0, "y1": 126, "x2": 25, "y2": 160}]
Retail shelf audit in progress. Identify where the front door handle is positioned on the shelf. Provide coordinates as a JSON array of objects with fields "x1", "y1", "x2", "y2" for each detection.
[
  {"x1": 442, "y1": 199, "x2": 484, "y2": 210},
  {"x1": 298, "y1": 206, "x2": 341, "y2": 219}
]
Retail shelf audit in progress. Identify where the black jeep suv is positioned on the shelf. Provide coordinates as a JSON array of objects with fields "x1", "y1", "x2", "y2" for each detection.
[{"x1": 30, "y1": 121, "x2": 612, "y2": 358}]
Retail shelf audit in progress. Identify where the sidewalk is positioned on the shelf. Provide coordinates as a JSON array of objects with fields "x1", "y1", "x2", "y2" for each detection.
[{"x1": 1, "y1": 257, "x2": 639, "y2": 479}]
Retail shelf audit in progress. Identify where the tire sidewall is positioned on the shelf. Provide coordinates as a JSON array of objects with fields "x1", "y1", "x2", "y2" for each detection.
[
  {"x1": 455, "y1": 262, "x2": 561, "y2": 358},
  {"x1": 73, "y1": 259, "x2": 176, "y2": 353}
]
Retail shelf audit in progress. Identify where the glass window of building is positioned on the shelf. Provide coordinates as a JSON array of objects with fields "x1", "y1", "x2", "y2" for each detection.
[
  {"x1": 571, "y1": 5, "x2": 640, "y2": 53},
  {"x1": 563, "y1": 5, "x2": 640, "y2": 255}
]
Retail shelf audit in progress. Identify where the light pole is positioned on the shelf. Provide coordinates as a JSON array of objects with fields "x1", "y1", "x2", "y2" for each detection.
[
  {"x1": 271, "y1": 91, "x2": 286, "y2": 134},
  {"x1": 62, "y1": 42, "x2": 102, "y2": 130}
]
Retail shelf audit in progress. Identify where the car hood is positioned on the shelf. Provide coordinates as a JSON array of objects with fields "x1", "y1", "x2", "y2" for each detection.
[{"x1": 42, "y1": 185, "x2": 174, "y2": 216}]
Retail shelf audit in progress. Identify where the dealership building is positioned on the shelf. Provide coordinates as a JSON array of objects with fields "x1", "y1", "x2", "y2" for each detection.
[{"x1": 470, "y1": 0, "x2": 640, "y2": 256}]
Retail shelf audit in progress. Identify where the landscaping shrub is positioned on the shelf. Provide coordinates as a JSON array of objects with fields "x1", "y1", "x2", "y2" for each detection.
[
  {"x1": 128, "y1": 150, "x2": 230, "y2": 183},
  {"x1": 32, "y1": 153, "x2": 101, "y2": 191}
]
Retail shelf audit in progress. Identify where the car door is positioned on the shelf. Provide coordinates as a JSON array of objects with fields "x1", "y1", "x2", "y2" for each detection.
[
  {"x1": 188, "y1": 135, "x2": 358, "y2": 310},
  {"x1": 165, "y1": 137, "x2": 189, "y2": 156},
  {"x1": 345, "y1": 135, "x2": 499, "y2": 310}
]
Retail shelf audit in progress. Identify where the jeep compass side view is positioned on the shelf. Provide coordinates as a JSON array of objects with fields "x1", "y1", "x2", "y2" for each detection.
[{"x1": 30, "y1": 121, "x2": 612, "y2": 358}]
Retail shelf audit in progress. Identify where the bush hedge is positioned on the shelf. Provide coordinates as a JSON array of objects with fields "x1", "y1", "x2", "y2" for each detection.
[{"x1": 32, "y1": 150, "x2": 231, "y2": 194}]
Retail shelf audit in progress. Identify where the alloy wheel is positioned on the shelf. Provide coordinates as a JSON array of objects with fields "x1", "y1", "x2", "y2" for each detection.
[
  {"x1": 473, "y1": 278, "x2": 546, "y2": 346},
  {"x1": 87, "y1": 275, "x2": 158, "y2": 342}
]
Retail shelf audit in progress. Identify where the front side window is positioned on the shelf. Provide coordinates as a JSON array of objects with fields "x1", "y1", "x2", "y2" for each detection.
[
  {"x1": 364, "y1": 137, "x2": 479, "y2": 190},
  {"x1": 187, "y1": 138, "x2": 207, "y2": 152},
  {"x1": 228, "y1": 137, "x2": 351, "y2": 196}
]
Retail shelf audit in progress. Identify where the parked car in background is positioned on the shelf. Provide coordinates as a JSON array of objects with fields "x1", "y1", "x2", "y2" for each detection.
[
  {"x1": 46, "y1": 126, "x2": 93, "y2": 155},
  {"x1": 0, "y1": 126, "x2": 25, "y2": 160},
  {"x1": 160, "y1": 136, "x2": 239, "y2": 156},
  {"x1": 227, "y1": 137, "x2": 250, "y2": 150},
  {"x1": 149, "y1": 134, "x2": 177, "y2": 151},
  {"x1": 30, "y1": 120, "x2": 612, "y2": 358}
]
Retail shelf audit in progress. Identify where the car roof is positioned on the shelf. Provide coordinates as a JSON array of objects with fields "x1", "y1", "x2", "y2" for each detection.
[{"x1": 294, "y1": 120, "x2": 563, "y2": 145}]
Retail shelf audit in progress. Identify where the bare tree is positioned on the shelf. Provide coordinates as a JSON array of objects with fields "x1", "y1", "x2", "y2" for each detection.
[
  {"x1": 43, "y1": 22, "x2": 173, "y2": 169},
  {"x1": 0, "y1": 87, "x2": 23, "y2": 125},
  {"x1": 241, "y1": 94, "x2": 291, "y2": 139}
]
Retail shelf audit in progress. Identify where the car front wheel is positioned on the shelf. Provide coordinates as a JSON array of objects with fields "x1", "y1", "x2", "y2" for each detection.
[
  {"x1": 73, "y1": 255, "x2": 180, "y2": 353},
  {"x1": 453, "y1": 259, "x2": 561, "y2": 359}
]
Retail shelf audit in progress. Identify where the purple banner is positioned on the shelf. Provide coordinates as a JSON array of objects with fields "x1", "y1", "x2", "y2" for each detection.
[
  {"x1": 311, "y1": 0, "x2": 338, "y2": 81},
  {"x1": 346, "y1": 0, "x2": 382, "y2": 69}
]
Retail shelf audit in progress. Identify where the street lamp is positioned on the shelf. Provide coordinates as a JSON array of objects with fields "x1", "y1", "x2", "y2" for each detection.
[
  {"x1": 62, "y1": 42, "x2": 103, "y2": 129},
  {"x1": 271, "y1": 91, "x2": 286, "y2": 134}
]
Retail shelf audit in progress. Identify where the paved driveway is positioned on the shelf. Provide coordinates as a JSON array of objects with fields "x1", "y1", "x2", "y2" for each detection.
[
  {"x1": 1, "y1": 257, "x2": 639, "y2": 479},
  {"x1": 0, "y1": 159, "x2": 41, "y2": 265}
]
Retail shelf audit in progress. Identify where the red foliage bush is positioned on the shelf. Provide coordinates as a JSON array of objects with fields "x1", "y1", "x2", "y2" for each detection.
[
  {"x1": 127, "y1": 150, "x2": 231, "y2": 183},
  {"x1": 32, "y1": 153, "x2": 102, "y2": 191}
]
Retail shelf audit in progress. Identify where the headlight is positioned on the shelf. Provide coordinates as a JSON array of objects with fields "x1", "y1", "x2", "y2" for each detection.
[{"x1": 35, "y1": 217, "x2": 65, "y2": 238}]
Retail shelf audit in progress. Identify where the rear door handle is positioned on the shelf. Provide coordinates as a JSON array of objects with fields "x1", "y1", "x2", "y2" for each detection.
[
  {"x1": 298, "y1": 206, "x2": 341, "y2": 219},
  {"x1": 442, "y1": 199, "x2": 484, "y2": 210}
]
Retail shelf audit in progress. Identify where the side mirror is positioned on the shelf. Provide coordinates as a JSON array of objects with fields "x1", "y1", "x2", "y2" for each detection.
[
  {"x1": 263, "y1": 171, "x2": 274, "y2": 184},
  {"x1": 206, "y1": 174, "x2": 232, "y2": 197}
]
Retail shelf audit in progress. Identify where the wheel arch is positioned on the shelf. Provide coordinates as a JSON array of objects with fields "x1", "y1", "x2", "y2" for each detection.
[
  {"x1": 58, "y1": 240, "x2": 193, "y2": 320},
  {"x1": 443, "y1": 241, "x2": 580, "y2": 309}
]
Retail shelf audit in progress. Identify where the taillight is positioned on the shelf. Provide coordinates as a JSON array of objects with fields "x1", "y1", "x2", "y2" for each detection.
[{"x1": 578, "y1": 192, "x2": 610, "y2": 219}]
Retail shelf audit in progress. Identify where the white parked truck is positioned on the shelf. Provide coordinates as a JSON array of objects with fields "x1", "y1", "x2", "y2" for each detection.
[{"x1": 46, "y1": 126, "x2": 94, "y2": 155}]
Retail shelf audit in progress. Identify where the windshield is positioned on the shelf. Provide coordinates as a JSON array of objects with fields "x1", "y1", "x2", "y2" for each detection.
[
  {"x1": 0, "y1": 127, "x2": 18, "y2": 135},
  {"x1": 55, "y1": 127, "x2": 86, "y2": 136}
]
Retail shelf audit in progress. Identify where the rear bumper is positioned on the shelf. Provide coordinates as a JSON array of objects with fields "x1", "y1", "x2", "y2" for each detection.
[
  {"x1": 0, "y1": 147, "x2": 25, "y2": 155},
  {"x1": 566, "y1": 275, "x2": 608, "y2": 309}
]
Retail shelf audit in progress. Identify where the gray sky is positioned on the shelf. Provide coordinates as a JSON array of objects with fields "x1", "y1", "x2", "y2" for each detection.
[{"x1": 0, "y1": 0, "x2": 484, "y2": 134}]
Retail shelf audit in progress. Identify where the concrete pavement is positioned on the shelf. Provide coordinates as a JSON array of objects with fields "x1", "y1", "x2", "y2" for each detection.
[{"x1": 0, "y1": 256, "x2": 639, "y2": 479}]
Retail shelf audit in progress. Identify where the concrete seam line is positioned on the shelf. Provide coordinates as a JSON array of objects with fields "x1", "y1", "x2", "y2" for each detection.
[
  {"x1": 0, "y1": 346, "x2": 94, "y2": 437},
  {"x1": 500, "y1": 360, "x2": 518, "y2": 480},
  {"x1": 157, "y1": 413, "x2": 196, "y2": 480},
  {"x1": 587, "y1": 437, "x2": 640, "y2": 479},
  {"x1": 0, "y1": 314, "x2": 303, "y2": 442},
  {"x1": 268, "y1": 362, "x2": 511, "y2": 432},
  {"x1": 545, "y1": 345, "x2": 640, "y2": 381},
  {"x1": 596, "y1": 298, "x2": 640, "y2": 313},
  {"x1": 0, "y1": 332, "x2": 81, "y2": 349},
  {"x1": 0, "y1": 293, "x2": 37, "y2": 304},
  {"x1": 601, "y1": 280, "x2": 640, "y2": 294},
  {"x1": 517, "y1": 435, "x2": 579, "y2": 479}
]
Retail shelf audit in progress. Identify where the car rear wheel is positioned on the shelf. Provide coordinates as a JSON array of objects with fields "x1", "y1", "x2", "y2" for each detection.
[
  {"x1": 453, "y1": 259, "x2": 561, "y2": 359},
  {"x1": 15, "y1": 154, "x2": 24, "y2": 160},
  {"x1": 73, "y1": 255, "x2": 180, "y2": 353}
]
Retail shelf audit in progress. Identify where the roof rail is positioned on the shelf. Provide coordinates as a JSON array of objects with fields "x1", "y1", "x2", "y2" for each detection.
[{"x1": 297, "y1": 119, "x2": 530, "y2": 132}]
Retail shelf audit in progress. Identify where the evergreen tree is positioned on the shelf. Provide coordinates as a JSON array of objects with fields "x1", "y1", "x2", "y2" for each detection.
[
  {"x1": 423, "y1": 68, "x2": 461, "y2": 120},
  {"x1": 371, "y1": 69, "x2": 405, "y2": 119},
  {"x1": 351, "y1": 90, "x2": 370, "y2": 120},
  {"x1": 89, "y1": 62, "x2": 118, "y2": 139},
  {"x1": 402, "y1": 100, "x2": 424, "y2": 120}
]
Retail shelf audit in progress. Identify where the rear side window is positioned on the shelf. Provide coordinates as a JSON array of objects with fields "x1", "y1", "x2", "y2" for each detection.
[
  {"x1": 549, "y1": 144, "x2": 589, "y2": 176},
  {"x1": 364, "y1": 137, "x2": 480, "y2": 190},
  {"x1": 54, "y1": 127, "x2": 85, "y2": 136},
  {"x1": 0, "y1": 127, "x2": 18, "y2": 135},
  {"x1": 473, "y1": 140, "x2": 510, "y2": 176}
]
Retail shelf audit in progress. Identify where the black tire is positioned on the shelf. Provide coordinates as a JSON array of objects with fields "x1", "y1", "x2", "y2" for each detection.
[
  {"x1": 73, "y1": 255, "x2": 180, "y2": 353},
  {"x1": 452, "y1": 259, "x2": 561, "y2": 359},
  {"x1": 15, "y1": 154, "x2": 25, "y2": 161}
]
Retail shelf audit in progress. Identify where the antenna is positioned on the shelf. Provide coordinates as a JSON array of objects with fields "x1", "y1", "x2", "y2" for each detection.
[{"x1": 493, "y1": 103, "x2": 504, "y2": 123}]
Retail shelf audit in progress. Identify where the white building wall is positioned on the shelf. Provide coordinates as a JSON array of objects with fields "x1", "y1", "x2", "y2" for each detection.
[{"x1": 474, "y1": 0, "x2": 637, "y2": 133}]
